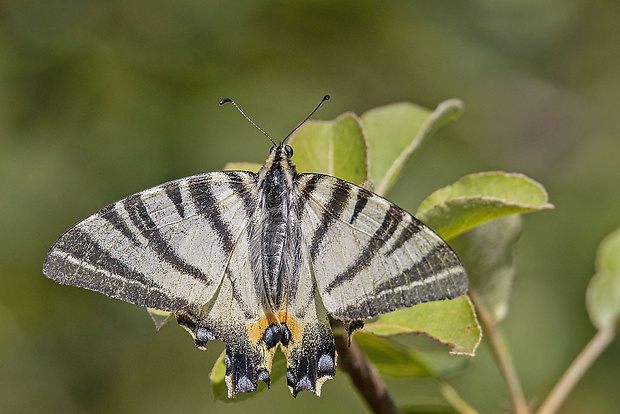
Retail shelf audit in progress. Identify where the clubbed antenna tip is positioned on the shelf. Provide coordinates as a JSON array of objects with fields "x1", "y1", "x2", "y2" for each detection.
[
  {"x1": 220, "y1": 97, "x2": 276, "y2": 145},
  {"x1": 220, "y1": 94, "x2": 331, "y2": 146},
  {"x1": 282, "y1": 95, "x2": 331, "y2": 144}
]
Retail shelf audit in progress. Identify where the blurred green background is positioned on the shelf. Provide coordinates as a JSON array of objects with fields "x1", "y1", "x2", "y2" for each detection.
[{"x1": 2, "y1": 1, "x2": 619, "y2": 413}]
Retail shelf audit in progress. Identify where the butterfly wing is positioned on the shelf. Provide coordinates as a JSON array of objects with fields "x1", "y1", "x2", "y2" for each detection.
[
  {"x1": 44, "y1": 169, "x2": 287, "y2": 397},
  {"x1": 176, "y1": 223, "x2": 279, "y2": 397},
  {"x1": 275, "y1": 218, "x2": 337, "y2": 397},
  {"x1": 43, "y1": 170, "x2": 257, "y2": 312},
  {"x1": 295, "y1": 174, "x2": 468, "y2": 322}
]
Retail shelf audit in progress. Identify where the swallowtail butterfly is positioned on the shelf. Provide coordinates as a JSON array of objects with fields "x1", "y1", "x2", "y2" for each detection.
[{"x1": 43, "y1": 96, "x2": 468, "y2": 398}]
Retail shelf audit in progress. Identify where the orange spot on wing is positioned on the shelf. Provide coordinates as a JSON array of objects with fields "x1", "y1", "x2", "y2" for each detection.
[
  {"x1": 246, "y1": 312, "x2": 304, "y2": 345},
  {"x1": 247, "y1": 313, "x2": 279, "y2": 344},
  {"x1": 277, "y1": 312, "x2": 303, "y2": 343}
]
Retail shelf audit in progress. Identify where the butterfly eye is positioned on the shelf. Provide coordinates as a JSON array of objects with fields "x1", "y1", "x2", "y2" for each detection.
[
  {"x1": 284, "y1": 145, "x2": 293, "y2": 157},
  {"x1": 269, "y1": 146, "x2": 276, "y2": 153}
]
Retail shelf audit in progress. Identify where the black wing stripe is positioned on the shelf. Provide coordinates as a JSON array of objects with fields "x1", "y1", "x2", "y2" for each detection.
[
  {"x1": 188, "y1": 177, "x2": 236, "y2": 255},
  {"x1": 334, "y1": 260, "x2": 467, "y2": 319},
  {"x1": 98, "y1": 203, "x2": 142, "y2": 248},
  {"x1": 123, "y1": 194, "x2": 212, "y2": 284},
  {"x1": 164, "y1": 181, "x2": 186, "y2": 219},
  {"x1": 385, "y1": 220, "x2": 424, "y2": 257},
  {"x1": 309, "y1": 181, "x2": 351, "y2": 261},
  {"x1": 52, "y1": 228, "x2": 151, "y2": 285},
  {"x1": 349, "y1": 187, "x2": 372, "y2": 224},
  {"x1": 44, "y1": 229, "x2": 191, "y2": 310},
  {"x1": 324, "y1": 204, "x2": 402, "y2": 294},
  {"x1": 375, "y1": 246, "x2": 446, "y2": 294},
  {"x1": 297, "y1": 175, "x2": 324, "y2": 212},
  {"x1": 225, "y1": 171, "x2": 257, "y2": 217},
  {"x1": 226, "y1": 269, "x2": 255, "y2": 320}
]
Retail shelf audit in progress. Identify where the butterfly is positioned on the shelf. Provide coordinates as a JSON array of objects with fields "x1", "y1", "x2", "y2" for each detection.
[{"x1": 43, "y1": 96, "x2": 468, "y2": 398}]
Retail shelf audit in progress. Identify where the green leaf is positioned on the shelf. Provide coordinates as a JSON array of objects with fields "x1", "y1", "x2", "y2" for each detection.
[
  {"x1": 354, "y1": 332, "x2": 432, "y2": 377},
  {"x1": 586, "y1": 227, "x2": 620, "y2": 330},
  {"x1": 595, "y1": 227, "x2": 620, "y2": 274},
  {"x1": 223, "y1": 161, "x2": 263, "y2": 173},
  {"x1": 416, "y1": 171, "x2": 553, "y2": 241},
  {"x1": 450, "y1": 215, "x2": 523, "y2": 322},
  {"x1": 361, "y1": 99, "x2": 464, "y2": 196},
  {"x1": 362, "y1": 295, "x2": 481, "y2": 356},
  {"x1": 287, "y1": 113, "x2": 368, "y2": 184},
  {"x1": 210, "y1": 350, "x2": 229, "y2": 401},
  {"x1": 210, "y1": 349, "x2": 287, "y2": 402},
  {"x1": 225, "y1": 100, "x2": 463, "y2": 192},
  {"x1": 146, "y1": 308, "x2": 174, "y2": 331},
  {"x1": 354, "y1": 332, "x2": 470, "y2": 379}
]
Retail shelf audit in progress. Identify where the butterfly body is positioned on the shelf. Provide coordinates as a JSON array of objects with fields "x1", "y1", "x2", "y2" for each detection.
[
  {"x1": 257, "y1": 145, "x2": 298, "y2": 307},
  {"x1": 43, "y1": 143, "x2": 468, "y2": 398}
]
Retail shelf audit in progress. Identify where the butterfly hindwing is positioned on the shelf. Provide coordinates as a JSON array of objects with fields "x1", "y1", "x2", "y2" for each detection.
[
  {"x1": 295, "y1": 174, "x2": 468, "y2": 322},
  {"x1": 176, "y1": 225, "x2": 278, "y2": 397},
  {"x1": 276, "y1": 230, "x2": 336, "y2": 397}
]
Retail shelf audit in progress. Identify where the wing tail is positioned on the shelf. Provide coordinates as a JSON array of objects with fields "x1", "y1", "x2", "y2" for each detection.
[{"x1": 278, "y1": 239, "x2": 336, "y2": 397}]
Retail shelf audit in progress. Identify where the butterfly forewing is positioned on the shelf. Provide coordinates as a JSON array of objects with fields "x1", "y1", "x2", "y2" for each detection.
[
  {"x1": 295, "y1": 174, "x2": 468, "y2": 322},
  {"x1": 43, "y1": 171, "x2": 257, "y2": 312}
]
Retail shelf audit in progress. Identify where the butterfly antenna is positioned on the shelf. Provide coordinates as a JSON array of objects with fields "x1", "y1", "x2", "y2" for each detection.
[
  {"x1": 220, "y1": 98, "x2": 276, "y2": 146},
  {"x1": 282, "y1": 94, "x2": 330, "y2": 145}
]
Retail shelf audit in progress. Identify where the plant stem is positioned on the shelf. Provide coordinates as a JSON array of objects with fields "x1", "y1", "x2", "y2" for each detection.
[
  {"x1": 335, "y1": 334, "x2": 401, "y2": 414},
  {"x1": 436, "y1": 379, "x2": 479, "y2": 414},
  {"x1": 469, "y1": 291, "x2": 530, "y2": 414},
  {"x1": 536, "y1": 326, "x2": 616, "y2": 414}
]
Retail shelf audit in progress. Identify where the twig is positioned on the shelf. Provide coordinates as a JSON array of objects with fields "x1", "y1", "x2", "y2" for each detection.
[
  {"x1": 469, "y1": 291, "x2": 530, "y2": 414},
  {"x1": 335, "y1": 334, "x2": 401, "y2": 414},
  {"x1": 537, "y1": 326, "x2": 616, "y2": 414},
  {"x1": 437, "y1": 379, "x2": 480, "y2": 414}
]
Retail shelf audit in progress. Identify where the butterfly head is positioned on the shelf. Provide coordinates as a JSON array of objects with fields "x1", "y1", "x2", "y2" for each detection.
[
  {"x1": 263, "y1": 144, "x2": 296, "y2": 173},
  {"x1": 220, "y1": 95, "x2": 329, "y2": 177}
]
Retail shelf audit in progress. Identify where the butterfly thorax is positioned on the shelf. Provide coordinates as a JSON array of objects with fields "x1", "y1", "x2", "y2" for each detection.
[{"x1": 256, "y1": 145, "x2": 298, "y2": 307}]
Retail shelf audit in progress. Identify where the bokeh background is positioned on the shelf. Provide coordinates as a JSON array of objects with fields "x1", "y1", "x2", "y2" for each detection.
[{"x1": 2, "y1": 1, "x2": 619, "y2": 413}]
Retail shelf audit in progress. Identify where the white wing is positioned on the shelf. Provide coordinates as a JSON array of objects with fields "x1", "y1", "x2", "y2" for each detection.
[
  {"x1": 176, "y1": 223, "x2": 279, "y2": 397},
  {"x1": 43, "y1": 170, "x2": 257, "y2": 312},
  {"x1": 295, "y1": 174, "x2": 468, "y2": 322}
]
